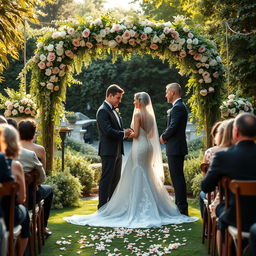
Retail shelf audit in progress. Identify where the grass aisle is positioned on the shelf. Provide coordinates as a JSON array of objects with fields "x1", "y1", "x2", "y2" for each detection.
[{"x1": 41, "y1": 199, "x2": 207, "y2": 255}]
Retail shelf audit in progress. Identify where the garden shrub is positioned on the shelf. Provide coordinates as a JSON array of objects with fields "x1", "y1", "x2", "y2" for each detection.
[
  {"x1": 66, "y1": 138, "x2": 100, "y2": 162},
  {"x1": 89, "y1": 163, "x2": 101, "y2": 185},
  {"x1": 64, "y1": 150, "x2": 95, "y2": 195},
  {"x1": 184, "y1": 152, "x2": 203, "y2": 195},
  {"x1": 191, "y1": 172, "x2": 203, "y2": 197},
  {"x1": 46, "y1": 170, "x2": 82, "y2": 209},
  {"x1": 186, "y1": 137, "x2": 204, "y2": 159}
]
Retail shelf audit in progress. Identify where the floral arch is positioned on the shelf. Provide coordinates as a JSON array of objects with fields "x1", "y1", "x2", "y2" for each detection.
[{"x1": 25, "y1": 15, "x2": 224, "y2": 172}]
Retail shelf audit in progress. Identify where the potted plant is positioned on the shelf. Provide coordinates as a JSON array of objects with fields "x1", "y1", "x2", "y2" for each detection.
[{"x1": 65, "y1": 111, "x2": 77, "y2": 124}]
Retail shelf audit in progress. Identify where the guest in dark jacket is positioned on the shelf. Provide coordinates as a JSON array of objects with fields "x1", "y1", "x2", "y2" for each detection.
[{"x1": 201, "y1": 113, "x2": 256, "y2": 254}]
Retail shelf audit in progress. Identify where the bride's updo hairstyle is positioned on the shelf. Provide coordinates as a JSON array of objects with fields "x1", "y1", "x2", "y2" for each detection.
[{"x1": 135, "y1": 92, "x2": 150, "y2": 107}]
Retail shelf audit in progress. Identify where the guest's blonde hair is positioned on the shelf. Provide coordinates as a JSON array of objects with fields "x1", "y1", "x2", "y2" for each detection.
[
  {"x1": 0, "y1": 126, "x2": 6, "y2": 153},
  {"x1": 1, "y1": 124, "x2": 20, "y2": 159},
  {"x1": 220, "y1": 119, "x2": 234, "y2": 148}
]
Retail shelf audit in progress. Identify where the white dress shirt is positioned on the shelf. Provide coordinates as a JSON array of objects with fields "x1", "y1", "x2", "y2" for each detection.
[{"x1": 105, "y1": 100, "x2": 121, "y2": 127}]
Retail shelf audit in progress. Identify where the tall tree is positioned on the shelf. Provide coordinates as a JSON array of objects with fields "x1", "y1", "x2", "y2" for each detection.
[{"x1": 0, "y1": 0, "x2": 52, "y2": 81}]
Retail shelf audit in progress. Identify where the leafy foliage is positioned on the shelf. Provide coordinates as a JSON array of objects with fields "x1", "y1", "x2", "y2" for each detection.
[
  {"x1": 46, "y1": 170, "x2": 82, "y2": 209},
  {"x1": 0, "y1": 0, "x2": 53, "y2": 81}
]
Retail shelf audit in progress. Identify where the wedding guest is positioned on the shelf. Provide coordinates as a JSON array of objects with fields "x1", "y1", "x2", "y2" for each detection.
[
  {"x1": 249, "y1": 223, "x2": 256, "y2": 256},
  {"x1": 0, "y1": 115, "x2": 7, "y2": 124},
  {"x1": 18, "y1": 120, "x2": 46, "y2": 169},
  {"x1": 201, "y1": 113, "x2": 256, "y2": 255},
  {"x1": 18, "y1": 121, "x2": 53, "y2": 238},
  {"x1": 7, "y1": 118, "x2": 18, "y2": 129},
  {"x1": 1, "y1": 124, "x2": 30, "y2": 256},
  {"x1": 0, "y1": 127, "x2": 11, "y2": 256}
]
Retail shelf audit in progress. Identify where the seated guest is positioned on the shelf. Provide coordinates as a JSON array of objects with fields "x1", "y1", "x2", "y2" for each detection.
[
  {"x1": 199, "y1": 120, "x2": 224, "y2": 217},
  {"x1": 0, "y1": 124, "x2": 30, "y2": 256},
  {"x1": 18, "y1": 121, "x2": 53, "y2": 238},
  {"x1": 201, "y1": 113, "x2": 256, "y2": 254},
  {"x1": 249, "y1": 223, "x2": 256, "y2": 256},
  {"x1": 0, "y1": 127, "x2": 11, "y2": 256},
  {"x1": 7, "y1": 118, "x2": 18, "y2": 129},
  {"x1": 18, "y1": 120, "x2": 46, "y2": 169}
]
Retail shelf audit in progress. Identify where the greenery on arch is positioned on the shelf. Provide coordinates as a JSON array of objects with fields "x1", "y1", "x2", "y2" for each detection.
[{"x1": 24, "y1": 15, "x2": 224, "y2": 172}]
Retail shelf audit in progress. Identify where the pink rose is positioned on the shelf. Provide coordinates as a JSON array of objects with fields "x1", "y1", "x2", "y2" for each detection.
[
  {"x1": 171, "y1": 31, "x2": 179, "y2": 39},
  {"x1": 202, "y1": 71, "x2": 210, "y2": 79},
  {"x1": 115, "y1": 35, "x2": 122, "y2": 44},
  {"x1": 54, "y1": 86, "x2": 60, "y2": 91},
  {"x1": 189, "y1": 50, "x2": 196, "y2": 55},
  {"x1": 59, "y1": 64, "x2": 66, "y2": 70},
  {"x1": 126, "y1": 48, "x2": 133, "y2": 53},
  {"x1": 19, "y1": 106, "x2": 24, "y2": 113},
  {"x1": 72, "y1": 39, "x2": 80, "y2": 47},
  {"x1": 38, "y1": 62, "x2": 46, "y2": 69},
  {"x1": 200, "y1": 89, "x2": 208, "y2": 96},
  {"x1": 193, "y1": 53, "x2": 202, "y2": 61},
  {"x1": 140, "y1": 34, "x2": 148, "y2": 41},
  {"x1": 82, "y1": 29, "x2": 90, "y2": 38},
  {"x1": 150, "y1": 44, "x2": 158, "y2": 50},
  {"x1": 65, "y1": 50, "x2": 74, "y2": 59},
  {"x1": 46, "y1": 61, "x2": 53, "y2": 67},
  {"x1": 7, "y1": 104, "x2": 13, "y2": 110},
  {"x1": 85, "y1": 42, "x2": 93, "y2": 49},
  {"x1": 128, "y1": 39, "x2": 136, "y2": 46},
  {"x1": 47, "y1": 52, "x2": 56, "y2": 62},
  {"x1": 113, "y1": 24, "x2": 122, "y2": 32},
  {"x1": 25, "y1": 108, "x2": 31, "y2": 114},
  {"x1": 213, "y1": 72, "x2": 219, "y2": 78},
  {"x1": 180, "y1": 50, "x2": 187, "y2": 58},
  {"x1": 198, "y1": 46, "x2": 206, "y2": 53},
  {"x1": 122, "y1": 30, "x2": 131, "y2": 40},
  {"x1": 163, "y1": 27, "x2": 170, "y2": 34}
]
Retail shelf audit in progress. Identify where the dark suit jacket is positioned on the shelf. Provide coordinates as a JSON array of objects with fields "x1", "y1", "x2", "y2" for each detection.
[
  {"x1": 162, "y1": 99, "x2": 188, "y2": 156},
  {"x1": 96, "y1": 102, "x2": 124, "y2": 156},
  {"x1": 201, "y1": 140, "x2": 256, "y2": 231}
]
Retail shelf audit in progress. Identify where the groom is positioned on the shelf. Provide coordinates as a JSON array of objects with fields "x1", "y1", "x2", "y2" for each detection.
[
  {"x1": 160, "y1": 83, "x2": 189, "y2": 216},
  {"x1": 96, "y1": 84, "x2": 132, "y2": 209}
]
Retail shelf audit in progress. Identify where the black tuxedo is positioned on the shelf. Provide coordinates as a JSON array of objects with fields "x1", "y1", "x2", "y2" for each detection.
[
  {"x1": 96, "y1": 101, "x2": 124, "y2": 208},
  {"x1": 161, "y1": 99, "x2": 188, "y2": 213},
  {"x1": 201, "y1": 140, "x2": 256, "y2": 231}
]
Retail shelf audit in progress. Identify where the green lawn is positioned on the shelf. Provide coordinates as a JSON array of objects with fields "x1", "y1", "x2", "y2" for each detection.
[{"x1": 41, "y1": 199, "x2": 207, "y2": 255}]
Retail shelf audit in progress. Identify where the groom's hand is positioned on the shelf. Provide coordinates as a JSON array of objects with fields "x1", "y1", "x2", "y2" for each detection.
[
  {"x1": 160, "y1": 135, "x2": 167, "y2": 144},
  {"x1": 124, "y1": 128, "x2": 132, "y2": 138}
]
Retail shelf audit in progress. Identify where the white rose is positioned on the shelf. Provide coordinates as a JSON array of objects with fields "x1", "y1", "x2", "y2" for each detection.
[
  {"x1": 200, "y1": 89, "x2": 208, "y2": 96},
  {"x1": 187, "y1": 44, "x2": 192, "y2": 50},
  {"x1": 199, "y1": 79, "x2": 204, "y2": 83},
  {"x1": 183, "y1": 27, "x2": 189, "y2": 32},
  {"x1": 40, "y1": 82, "x2": 46, "y2": 87},
  {"x1": 45, "y1": 68, "x2": 52, "y2": 76},
  {"x1": 179, "y1": 38, "x2": 186, "y2": 45},
  {"x1": 192, "y1": 38, "x2": 199, "y2": 45},
  {"x1": 40, "y1": 54, "x2": 46, "y2": 61},
  {"x1": 14, "y1": 103, "x2": 19, "y2": 108},
  {"x1": 4, "y1": 110, "x2": 12, "y2": 117},
  {"x1": 201, "y1": 56, "x2": 208, "y2": 63},
  {"x1": 5, "y1": 100, "x2": 12, "y2": 106},
  {"x1": 144, "y1": 27, "x2": 153, "y2": 34},
  {"x1": 152, "y1": 35, "x2": 160, "y2": 43},
  {"x1": 46, "y1": 82, "x2": 54, "y2": 90},
  {"x1": 12, "y1": 109, "x2": 18, "y2": 116},
  {"x1": 49, "y1": 75, "x2": 56, "y2": 82},
  {"x1": 100, "y1": 29, "x2": 106, "y2": 37},
  {"x1": 47, "y1": 44, "x2": 54, "y2": 52},
  {"x1": 209, "y1": 59, "x2": 217, "y2": 66},
  {"x1": 216, "y1": 56, "x2": 222, "y2": 62},
  {"x1": 108, "y1": 40, "x2": 117, "y2": 49},
  {"x1": 159, "y1": 34, "x2": 166, "y2": 40},
  {"x1": 57, "y1": 57, "x2": 62, "y2": 62},
  {"x1": 37, "y1": 42, "x2": 44, "y2": 48},
  {"x1": 208, "y1": 87, "x2": 215, "y2": 93},
  {"x1": 60, "y1": 31, "x2": 66, "y2": 37},
  {"x1": 186, "y1": 39, "x2": 192, "y2": 44},
  {"x1": 56, "y1": 49, "x2": 64, "y2": 56},
  {"x1": 228, "y1": 94, "x2": 235, "y2": 100},
  {"x1": 169, "y1": 44, "x2": 178, "y2": 52},
  {"x1": 198, "y1": 68, "x2": 204, "y2": 74},
  {"x1": 204, "y1": 77, "x2": 212, "y2": 83}
]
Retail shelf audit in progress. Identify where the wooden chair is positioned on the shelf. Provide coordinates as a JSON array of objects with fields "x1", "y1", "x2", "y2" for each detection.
[
  {"x1": 228, "y1": 180, "x2": 256, "y2": 256},
  {"x1": 24, "y1": 170, "x2": 45, "y2": 256},
  {"x1": 0, "y1": 181, "x2": 22, "y2": 256},
  {"x1": 200, "y1": 163, "x2": 211, "y2": 250}
]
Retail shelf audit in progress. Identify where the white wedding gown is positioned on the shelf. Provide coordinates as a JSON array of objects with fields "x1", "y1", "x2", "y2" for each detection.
[{"x1": 64, "y1": 128, "x2": 197, "y2": 228}]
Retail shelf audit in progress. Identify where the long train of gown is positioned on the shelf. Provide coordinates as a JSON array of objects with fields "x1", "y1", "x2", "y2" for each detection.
[{"x1": 64, "y1": 128, "x2": 197, "y2": 228}]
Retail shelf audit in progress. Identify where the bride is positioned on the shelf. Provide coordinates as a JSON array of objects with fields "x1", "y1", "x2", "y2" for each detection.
[{"x1": 64, "y1": 92, "x2": 197, "y2": 228}]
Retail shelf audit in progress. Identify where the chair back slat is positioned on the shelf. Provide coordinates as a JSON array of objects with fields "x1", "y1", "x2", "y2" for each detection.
[
  {"x1": 0, "y1": 181, "x2": 20, "y2": 256},
  {"x1": 229, "y1": 180, "x2": 256, "y2": 256}
]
